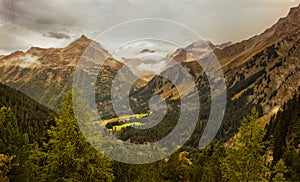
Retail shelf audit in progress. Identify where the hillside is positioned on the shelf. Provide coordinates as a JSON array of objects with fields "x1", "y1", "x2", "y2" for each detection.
[
  {"x1": 0, "y1": 83, "x2": 54, "y2": 143},
  {"x1": 265, "y1": 91, "x2": 300, "y2": 180},
  {"x1": 0, "y1": 36, "x2": 99, "y2": 109},
  {"x1": 124, "y1": 5, "x2": 300, "y2": 144},
  {"x1": 0, "y1": 36, "x2": 125, "y2": 111}
]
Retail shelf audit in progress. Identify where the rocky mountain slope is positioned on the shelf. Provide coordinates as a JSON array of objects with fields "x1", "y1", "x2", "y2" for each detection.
[
  {"x1": 0, "y1": 35, "x2": 128, "y2": 110},
  {"x1": 139, "y1": 4, "x2": 300, "y2": 113},
  {"x1": 0, "y1": 35, "x2": 92, "y2": 109},
  {"x1": 127, "y1": 4, "x2": 300, "y2": 143}
]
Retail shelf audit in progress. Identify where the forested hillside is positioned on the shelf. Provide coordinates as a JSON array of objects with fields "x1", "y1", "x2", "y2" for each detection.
[
  {"x1": 0, "y1": 84, "x2": 54, "y2": 181},
  {"x1": 0, "y1": 83, "x2": 54, "y2": 143},
  {"x1": 1, "y1": 89, "x2": 299, "y2": 181},
  {"x1": 265, "y1": 89, "x2": 300, "y2": 180}
]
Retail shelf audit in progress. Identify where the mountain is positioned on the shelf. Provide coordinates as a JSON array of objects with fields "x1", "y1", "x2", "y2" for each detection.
[
  {"x1": 0, "y1": 34, "x2": 140, "y2": 122},
  {"x1": 215, "y1": 4, "x2": 300, "y2": 69},
  {"x1": 124, "y1": 4, "x2": 300, "y2": 144},
  {"x1": 171, "y1": 41, "x2": 232, "y2": 63},
  {"x1": 94, "y1": 57, "x2": 139, "y2": 119},
  {"x1": 0, "y1": 35, "x2": 92, "y2": 109},
  {"x1": 146, "y1": 4, "x2": 300, "y2": 110},
  {"x1": 0, "y1": 35, "x2": 131, "y2": 111},
  {"x1": 219, "y1": 4, "x2": 300, "y2": 113},
  {"x1": 0, "y1": 5, "x2": 300, "y2": 146}
]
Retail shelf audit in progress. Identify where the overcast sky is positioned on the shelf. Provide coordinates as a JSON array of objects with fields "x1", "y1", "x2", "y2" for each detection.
[{"x1": 0, "y1": 0, "x2": 299, "y2": 55}]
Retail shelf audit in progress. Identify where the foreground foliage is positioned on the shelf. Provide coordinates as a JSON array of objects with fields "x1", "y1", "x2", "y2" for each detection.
[{"x1": 29, "y1": 92, "x2": 114, "y2": 181}]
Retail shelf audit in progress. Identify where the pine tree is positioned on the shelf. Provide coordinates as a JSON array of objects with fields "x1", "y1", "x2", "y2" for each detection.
[
  {"x1": 29, "y1": 91, "x2": 114, "y2": 181},
  {"x1": 221, "y1": 108, "x2": 270, "y2": 181},
  {"x1": 0, "y1": 106, "x2": 30, "y2": 181},
  {"x1": 272, "y1": 159, "x2": 287, "y2": 181},
  {"x1": 0, "y1": 154, "x2": 16, "y2": 182}
]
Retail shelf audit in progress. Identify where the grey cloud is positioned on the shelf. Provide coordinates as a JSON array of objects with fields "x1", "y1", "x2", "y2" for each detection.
[
  {"x1": 8, "y1": 0, "x2": 300, "y2": 39},
  {"x1": 34, "y1": 17, "x2": 57, "y2": 25},
  {"x1": 0, "y1": 24, "x2": 30, "y2": 53},
  {"x1": 0, "y1": 0, "x2": 299, "y2": 54},
  {"x1": 0, "y1": 23, "x2": 74, "y2": 55},
  {"x1": 43, "y1": 32, "x2": 71, "y2": 40},
  {"x1": 10, "y1": 0, "x2": 78, "y2": 32},
  {"x1": 0, "y1": 33, "x2": 29, "y2": 52}
]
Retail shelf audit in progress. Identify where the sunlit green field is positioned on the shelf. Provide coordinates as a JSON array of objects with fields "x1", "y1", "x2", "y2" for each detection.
[
  {"x1": 111, "y1": 122, "x2": 143, "y2": 131},
  {"x1": 101, "y1": 112, "x2": 151, "y2": 126}
]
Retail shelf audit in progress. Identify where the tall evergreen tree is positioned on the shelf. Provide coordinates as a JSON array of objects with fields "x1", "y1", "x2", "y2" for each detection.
[
  {"x1": 0, "y1": 154, "x2": 16, "y2": 182},
  {"x1": 221, "y1": 108, "x2": 270, "y2": 181},
  {"x1": 29, "y1": 91, "x2": 114, "y2": 181},
  {"x1": 272, "y1": 159, "x2": 287, "y2": 181},
  {"x1": 0, "y1": 106, "x2": 30, "y2": 181}
]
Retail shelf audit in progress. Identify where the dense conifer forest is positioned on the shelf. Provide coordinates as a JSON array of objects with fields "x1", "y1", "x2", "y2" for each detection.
[{"x1": 0, "y1": 85, "x2": 299, "y2": 181}]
